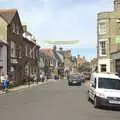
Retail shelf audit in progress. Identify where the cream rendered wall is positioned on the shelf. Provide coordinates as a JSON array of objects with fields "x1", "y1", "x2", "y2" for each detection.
[{"x1": 0, "y1": 16, "x2": 7, "y2": 41}]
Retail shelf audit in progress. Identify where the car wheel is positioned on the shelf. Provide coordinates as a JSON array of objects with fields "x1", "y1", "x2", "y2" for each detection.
[{"x1": 94, "y1": 97, "x2": 99, "y2": 108}]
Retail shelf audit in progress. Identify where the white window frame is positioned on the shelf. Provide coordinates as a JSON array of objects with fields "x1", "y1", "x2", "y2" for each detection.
[
  {"x1": 12, "y1": 23, "x2": 16, "y2": 33},
  {"x1": 25, "y1": 64, "x2": 29, "y2": 76},
  {"x1": 99, "y1": 39, "x2": 107, "y2": 56},
  {"x1": 25, "y1": 45, "x2": 28, "y2": 56},
  {"x1": 19, "y1": 46, "x2": 22, "y2": 58},
  {"x1": 98, "y1": 20, "x2": 106, "y2": 35},
  {"x1": 16, "y1": 25, "x2": 19, "y2": 34},
  {"x1": 10, "y1": 41, "x2": 16, "y2": 57},
  {"x1": 100, "y1": 64, "x2": 107, "y2": 72}
]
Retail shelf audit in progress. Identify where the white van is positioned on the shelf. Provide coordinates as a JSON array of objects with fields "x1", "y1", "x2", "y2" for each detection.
[{"x1": 88, "y1": 72, "x2": 120, "y2": 108}]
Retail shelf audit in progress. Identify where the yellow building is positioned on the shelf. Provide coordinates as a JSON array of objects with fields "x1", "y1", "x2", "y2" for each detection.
[{"x1": 97, "y1": 0, "x2": 120, "y2": 73}]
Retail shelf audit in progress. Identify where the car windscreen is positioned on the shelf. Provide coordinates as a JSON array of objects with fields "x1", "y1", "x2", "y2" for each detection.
[
  {"x1": 98, "y1": 77, "x2": 120, "y2": 90},
  {"x1": 70, "y1": 74, "x2": 80, "y2": 79}
]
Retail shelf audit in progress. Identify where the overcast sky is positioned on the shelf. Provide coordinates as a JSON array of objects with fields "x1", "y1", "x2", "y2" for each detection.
[{"x1": 0, "y1": 0, "x2": 113, "y2": 60}]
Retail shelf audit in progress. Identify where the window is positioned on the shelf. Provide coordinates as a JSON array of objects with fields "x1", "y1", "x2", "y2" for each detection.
[
  {"x1": 0, "y1": 47, "x2": 2, "y2": 61},
  {"x1": 92, "y1": 78, "x2": 96, "y2": 88},
  {"x1": 99, "y1": 41, "x2": 106, "y2": 56},
  {"x1": 29, "y1": 48, "x2": 32, "y2": 58},
  {"x1": 101, "y1": 64, "x2": 106, "y2": 72},
  {"x1": 10, "y1": 41, "x2": 16, "y2": 57},
  {"x1": 12, "y1": 23, "x2": 16, "y2": 33},
  {"x1": 18, "y1": 46, "x2": 22, "y2": 58},
  {"x1": 98, "y1": 22, "x2": 106, "y2": 35},
  {"x1": 16, "y1": 25, "x2": 19, "y2": 34},
  {"x1": 25, "y1": 45, "x2": 28, "y2": 56},
  {"x1": 25, "y1": 65, "x2": 29, "y2": 76},
  {"x1": 98, "y1": 78, "x2": 120, "y2": 90}
]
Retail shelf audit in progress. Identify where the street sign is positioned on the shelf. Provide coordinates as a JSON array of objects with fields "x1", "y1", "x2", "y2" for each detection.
[{"x1": 115, "y1": 36, "x2": 120, "y2": 44}]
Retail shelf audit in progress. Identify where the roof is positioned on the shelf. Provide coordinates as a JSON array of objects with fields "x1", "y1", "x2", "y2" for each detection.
[
  {"x1": 40, "y1": 48, "x2": 54, "y2": 58},
  {"x1": 0, "y1": 9, "x2": 17, "y2": 24},
  {"x1": 92, "y1": 72, "x2": 120, "y2": 79}
]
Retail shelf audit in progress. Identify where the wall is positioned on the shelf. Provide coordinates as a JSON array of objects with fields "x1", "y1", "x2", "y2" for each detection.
[
  {"x1": 0, "y1": 45, "x2": 7, "y2": 75},
  {"x1": 0, "y1": 17, "x2": 7, "y2": 41}
]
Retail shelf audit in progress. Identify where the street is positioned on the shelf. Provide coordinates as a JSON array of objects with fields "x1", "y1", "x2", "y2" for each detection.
[{"x1": 0, "y1": 80, "x2": 120, "y2": 120}]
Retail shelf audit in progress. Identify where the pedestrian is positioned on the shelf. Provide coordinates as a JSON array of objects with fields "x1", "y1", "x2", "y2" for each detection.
[
  {"x1": 1, "y1": 73, "x2": 5, "y2": 93},
  {"x1": 3, "y1": 77, "x2": 9, "y2": 93}
]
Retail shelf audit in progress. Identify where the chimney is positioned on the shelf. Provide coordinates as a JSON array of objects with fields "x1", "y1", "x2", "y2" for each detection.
[
  {"x1": 22, "y1": 25, "x2": 27, "y2": 33},
  {"x1": 114, "y1": 0, "x2": 120, "y2": 10}
]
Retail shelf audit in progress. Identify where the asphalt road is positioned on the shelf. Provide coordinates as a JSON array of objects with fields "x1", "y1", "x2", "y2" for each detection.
[{"x1": 0, "y1": 80, "x2": 120, "y2": 120}]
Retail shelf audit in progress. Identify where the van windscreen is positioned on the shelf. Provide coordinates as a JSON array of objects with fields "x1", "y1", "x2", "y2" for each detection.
[{"x1": 98, "y1": 78, "x2": 120, "y2": 90}]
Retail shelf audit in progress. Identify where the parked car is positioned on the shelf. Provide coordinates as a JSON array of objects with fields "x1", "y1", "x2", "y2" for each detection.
[
  {"x1": 88, "y1": 72, "x2": 120, "y2": 109},
  {"x1": 68, "y1": 73, "x2": 81, "y2": 86}
]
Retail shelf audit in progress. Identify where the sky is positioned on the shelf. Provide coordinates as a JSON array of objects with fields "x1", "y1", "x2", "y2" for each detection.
[{"x1": 0, "y1": 0, "x2": 113, "y2": 61}]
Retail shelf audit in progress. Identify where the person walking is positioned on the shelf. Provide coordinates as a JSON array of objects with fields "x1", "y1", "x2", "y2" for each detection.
[
  {"x1": 3, "y1": 77, "x2": 9, "y2": 93},
  {"x1": 1, "y1": 73, "x2": 5, "y2": 93}
]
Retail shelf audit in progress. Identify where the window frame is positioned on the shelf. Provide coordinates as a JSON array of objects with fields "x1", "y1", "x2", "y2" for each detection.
[
  {"x1": 99, "y1": 40, "x2": 107, "y2": 56},
  {"x1": 98, "y1": 22, "x2": 106, "y2": 35},
  {"x1": 12, "y1": 23, "x2": 16, "y2": 33},
  {"x1": 101, "y1": 64, "x2": 107, "y2": 72},
  {"x1": 10, "y1": 41, "x2": 16, "y2": 57}
]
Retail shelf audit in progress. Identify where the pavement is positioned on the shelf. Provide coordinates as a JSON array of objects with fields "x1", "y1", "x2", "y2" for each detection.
[
  {"x1": 84, "y1": 80, "x2": 90, "y2": 88},
  {"x1": 0, "y1": 80, "x2": 120, "y2": 120},
  {"x1": 0, "y1": 79, "x2": 57, "y2": 94}
]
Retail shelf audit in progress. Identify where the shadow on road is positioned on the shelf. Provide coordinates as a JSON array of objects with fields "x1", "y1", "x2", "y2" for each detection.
[{"x1": 98, "y1": 106, "x2": 120, "y2": 112}]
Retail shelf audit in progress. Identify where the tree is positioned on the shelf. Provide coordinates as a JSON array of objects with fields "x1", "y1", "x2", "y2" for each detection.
[{"x1": 77, "y1": 62, "x2": 90, "y2": 72}]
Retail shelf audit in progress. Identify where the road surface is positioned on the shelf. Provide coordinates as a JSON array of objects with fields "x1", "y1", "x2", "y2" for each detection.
[{"x1": 0, "y1": 80, "x2": 120, "y2": 120}]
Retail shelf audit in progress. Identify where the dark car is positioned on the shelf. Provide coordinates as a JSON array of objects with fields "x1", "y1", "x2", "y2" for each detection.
[{"x1": 68, "y1": 73, "x2": 81, "y2": 86}]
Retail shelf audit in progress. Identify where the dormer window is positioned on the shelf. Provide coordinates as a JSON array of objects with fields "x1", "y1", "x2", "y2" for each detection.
[
  {"x1": 12, "y1": 23, "x2": 16, "y2": 33},
  {"x1": 16, "y1": 25, "x2": 19, "y2": 34},
  {"x1": 12, "y1": 23, "x2": 20, "y2": 34}
]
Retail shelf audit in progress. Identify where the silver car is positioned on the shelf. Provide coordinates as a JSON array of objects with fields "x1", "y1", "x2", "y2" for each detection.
[{"x1": 68, "y1": 73, "x2": 81, "y2": 86}]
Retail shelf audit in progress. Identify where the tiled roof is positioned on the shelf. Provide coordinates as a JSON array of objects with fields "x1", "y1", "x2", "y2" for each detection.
[
  {"x1": 40, "y1": 48, "x2": 54, "y2": 58},
  {"x1": 0, "y1": 8, "x2": 17, "y2": 24}
]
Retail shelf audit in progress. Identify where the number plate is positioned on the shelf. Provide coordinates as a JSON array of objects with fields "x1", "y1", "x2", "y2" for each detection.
[{"x1": 109, "y1": 100, "x2": 120, "y2": 104}]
